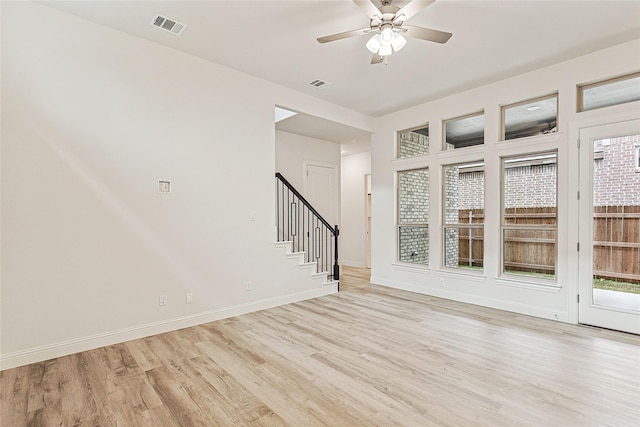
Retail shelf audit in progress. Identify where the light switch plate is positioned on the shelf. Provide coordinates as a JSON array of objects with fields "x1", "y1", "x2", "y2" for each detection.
[{"x1": 158, "y1": 180, "x2": 171, "y2": 194}]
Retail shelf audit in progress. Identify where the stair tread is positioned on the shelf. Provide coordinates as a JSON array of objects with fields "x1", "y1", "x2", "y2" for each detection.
[{"x1": 274, "y1": 237, "x2": 338, "y2": 292}]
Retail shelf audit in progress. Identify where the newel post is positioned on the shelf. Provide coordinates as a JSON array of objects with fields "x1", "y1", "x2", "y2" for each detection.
[{"x1": 333, "y1": 225, "x2": 340, "y2": 285}]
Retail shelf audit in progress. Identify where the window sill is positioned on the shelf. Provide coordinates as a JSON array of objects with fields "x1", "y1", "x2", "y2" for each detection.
[
  {"x1": 437, "y1": 268, "x2": 487, "y2": 283},
  {"x1": 392, "y1": 262, "x2": 430, "y2": 274},
  {"x1": 391, "y1": 155, "x2": 430, "y2": 170},
  {"x1": 496, "y1": 276, "x2": 561, "y2": 293},
  {"x1": 496, "y1": 131, "x2": 562, "y2": 148},
  {"x1": 437, "y1": 144, "x2": 485, "y2": 162}
]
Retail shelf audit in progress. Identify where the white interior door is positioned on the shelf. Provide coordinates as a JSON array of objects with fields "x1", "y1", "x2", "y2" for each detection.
[
  {"x1": 578, "y1": 119, "x2": 640, "y2": 334},
  {"x1": 305, "y1": 163, "x2": 336, "y2": 226}
]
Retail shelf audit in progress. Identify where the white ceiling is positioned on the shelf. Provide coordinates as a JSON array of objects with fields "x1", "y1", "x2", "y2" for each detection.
[{"x1": 41, "y1": 0, "x2": 640, "y2": 151}]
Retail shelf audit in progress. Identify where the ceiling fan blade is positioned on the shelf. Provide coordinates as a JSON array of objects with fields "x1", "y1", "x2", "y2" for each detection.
[
  {"x1": 394, "y1": 0, "x2": 436, "y2": 22},
  {"x1": 317, "y1": 28, "x2": 371, "y2": 43},
  {"x1": 403, "y1": 25, "x2": 452, "y2": 44},
  {"x1": 371, "y1": 54, "x2": 384, "y2": 64},
  {"x1": 352, "y1": 0, "x2": 381, "y2": 19}
]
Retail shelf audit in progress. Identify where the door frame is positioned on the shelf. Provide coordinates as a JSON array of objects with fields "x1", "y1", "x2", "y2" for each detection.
[
  {"x1": 568, "y1": 109, "x2": 640, "y2": 326},
  {"x1": 365, "y1": 172, "x2": 372, "y2": 269}
]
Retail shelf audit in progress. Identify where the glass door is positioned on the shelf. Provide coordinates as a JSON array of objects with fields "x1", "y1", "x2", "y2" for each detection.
[{"x1": 578, "y1": 119, "x2": 640, "y2": 334}]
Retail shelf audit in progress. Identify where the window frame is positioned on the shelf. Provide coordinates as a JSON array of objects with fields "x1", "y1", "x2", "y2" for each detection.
[
  {"x1": 577, "y1": 71, "x2": 640, "y2": 113},
  {"x1": 397, "y1": 124, "x2": 430, "y2": 159},
  {"x1": 501, "y1": 93, "x2": 559, "y2": 142},
  {"x1": 500, "y1": 151, "x2": 559, "y2": 283},
  {"x1": 635, "y1": 145, "x2": 640, "y2": 172},
  {"x1": 441, "y1": 160, "x2": 485, "y2": 272},
  {"x1": 442, "y1": 110, "x2": 485, "y2": 152},
  {"x1": 397, "y1": 167, "x2": 430, "y2": 266}
]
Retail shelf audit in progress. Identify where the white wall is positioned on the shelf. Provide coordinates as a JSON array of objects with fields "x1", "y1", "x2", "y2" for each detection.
[
  {"x1": 275, "y1": 130, "x2": 341, "y2": 197},
  {"x1": 340, "y1": 151, "x2": 371, "y2": 268},
  {"x1": 370, "y1": 39, "x2": 640, "y2": 323},
  {"x1": 0, "y1": 2, "x2": 372, "y2": 369}
]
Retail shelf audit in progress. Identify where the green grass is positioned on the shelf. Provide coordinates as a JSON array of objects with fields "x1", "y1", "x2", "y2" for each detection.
[{"x1": 593, "y1": 278, "x2": 640, "y2": 295}]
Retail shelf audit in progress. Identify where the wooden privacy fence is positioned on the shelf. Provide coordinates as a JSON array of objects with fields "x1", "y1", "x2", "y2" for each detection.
[
  {"x1": 593, "y1": 205, "x2": 640, "y2": 283},
  {"x1": 457, "y1": 209, "x2": 485, "y2": 268},
  {"x1": 457, "y1": 206, "x2": 640, "y2": 283}
]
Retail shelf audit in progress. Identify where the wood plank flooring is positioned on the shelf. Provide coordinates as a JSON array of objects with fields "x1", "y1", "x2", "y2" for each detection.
[{"x1": 2, "y1": 266, "x2": 639, "y2": 426}]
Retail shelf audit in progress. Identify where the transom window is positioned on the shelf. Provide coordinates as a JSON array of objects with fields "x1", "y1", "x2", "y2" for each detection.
[
  {"x1": 443, "y1": 112, "x2": 485, "y2": 151},
  {"x1": 578, "y1": 72, "x2": 640, "y2": 112},
  {"x1": 398, "y1": 125, "x2": 429, "y2": 158},
  {"x1": 502, "y1": 94, "x2": 558, "y2": 141}
]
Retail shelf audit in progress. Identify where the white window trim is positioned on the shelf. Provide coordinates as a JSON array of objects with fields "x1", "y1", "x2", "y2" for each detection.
[{"x1": 500, "y1": 151, "x2": 558, "y2": 284}]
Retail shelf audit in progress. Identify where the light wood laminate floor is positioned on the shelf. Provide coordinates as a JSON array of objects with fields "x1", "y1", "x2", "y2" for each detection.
[{"x1": 2, "y1": 267, "x2": 639, "y2": 426}]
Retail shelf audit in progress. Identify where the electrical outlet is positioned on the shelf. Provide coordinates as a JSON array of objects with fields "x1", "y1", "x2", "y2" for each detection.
[
  {"x1": 159, "y1": 294, "x2": 167, "y2": 306},
  {"x1": 439, "y1": 279, "x2": 444, "y2": 288},
  {"x1": 186, "y1": 292, "x2": 193, "y2": 304},
  {"x1": 246, "y1": 281, "x2": 253, "y2": 291}
]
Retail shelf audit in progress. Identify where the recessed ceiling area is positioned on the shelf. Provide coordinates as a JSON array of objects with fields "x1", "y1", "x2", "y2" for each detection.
[
  {"x1": 275, "y1": 107, "x2": 298, "y2": 123},
  {"x1": 275, "y1": 109, "x2": 372, "y2": 156}
]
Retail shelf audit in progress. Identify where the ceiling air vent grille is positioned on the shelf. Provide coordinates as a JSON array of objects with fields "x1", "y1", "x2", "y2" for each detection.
[
  {"x1": 151, "y1": 14, "x2": 186, "y2": 36},
  {"x1": 308, "y1": 79, "x2": 330, "y2": 89}
]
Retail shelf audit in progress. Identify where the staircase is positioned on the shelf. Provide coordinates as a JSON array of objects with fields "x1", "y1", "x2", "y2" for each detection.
[{"x1": 275, "y1": 173, "x2": 340, "y2": 290}]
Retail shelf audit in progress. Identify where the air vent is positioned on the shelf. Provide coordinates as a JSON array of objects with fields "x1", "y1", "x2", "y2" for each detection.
[
  {"x1": 151, "y1": 14, "x2": 186, "y2": 36},
  {"x1": 308, "y1": 79, "x2": 330, "y2": 89}
]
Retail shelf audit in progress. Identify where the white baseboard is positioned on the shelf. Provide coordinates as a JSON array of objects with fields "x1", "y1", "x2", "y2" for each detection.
[
  {"x1": 0, "y1": 287, "x2": 336, "y2": 371},
  {"x1": 370, "y1": 275, "x2": 569, "y2": 323}
]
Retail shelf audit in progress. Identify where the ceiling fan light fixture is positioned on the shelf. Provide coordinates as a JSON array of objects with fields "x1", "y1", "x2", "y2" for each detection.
[
  {"x1": 366, "y1": 34, "x2": 382, "y2": 54},
  {"x1": 378, "y1": 44, "x2": 393, "y2": 56},
  {"x1": 380, "y1": 26, "x2": 394, "y2": 46},
  {"x1": 391, "y1": 33, "x2": 407, "y2": 52}
]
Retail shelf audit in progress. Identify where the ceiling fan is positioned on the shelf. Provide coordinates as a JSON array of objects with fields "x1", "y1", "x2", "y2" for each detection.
[{"x1": 317, "y1": 0, "x2": 452, "y2": 64}]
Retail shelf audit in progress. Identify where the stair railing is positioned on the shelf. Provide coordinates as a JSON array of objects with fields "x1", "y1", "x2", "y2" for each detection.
[{"x1": 275, "y1": 172, "x2": 340, "y2": 283}]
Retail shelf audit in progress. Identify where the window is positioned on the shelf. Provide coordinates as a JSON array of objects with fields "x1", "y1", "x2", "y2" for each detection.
[
  {"x1": 578, "y1": 72, "x2": 640, "y2": 112},
  {"x1": 443, "y1": 112, "x2": 484, "y2": 151},
  {"x1": 636, "y1": 145, "x2": 640, "y2": 172},
  {"x1": 501, "y1": 153, "x2": 557, "y2": 280},
  {"x1": 442, "y1": 162, "x2": 484, "y2": 270},
  {"x1": 398, "y1": 169, "x2": 429, "y2": 265},
  {"x1": 502, "y1": 94, "x2": 558, "y2": 141},
  {"x1": 398, "y1": 125, "x2": 429, "y2": 158}
]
